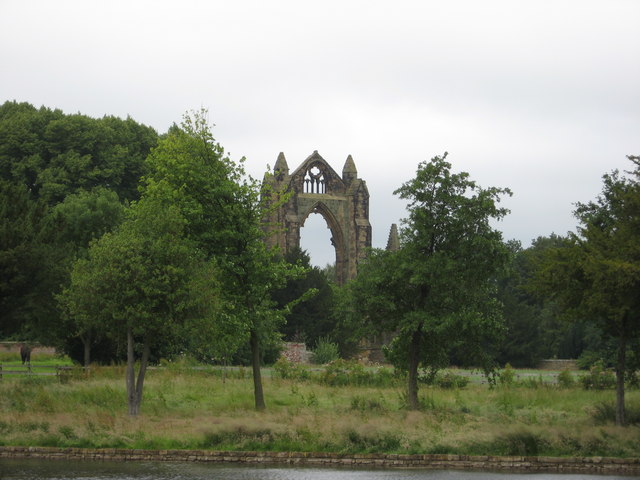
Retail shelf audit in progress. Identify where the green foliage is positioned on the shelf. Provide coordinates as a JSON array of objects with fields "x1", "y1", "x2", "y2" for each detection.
[
  {"x1": 499, "y1": 363, "x2": 516, "y2": 387},
  {"x1": 496, "y1": 236, "x2": 591, "y2": 368},
  {"x1": 311, "y1": 337, "x2": 340, "y2": 365},
  {"x1": 432, "y1": 372, "x2": 470, "y2": 389},
  {"x1": 0, "y1": 101, "x2": 157, "y2": 205},
  {"x1": 273, "y1": 248, "x2": 336, "y2": 347},
  {"x1": 0, "y1": 101, "x2": 157, "y2": 349},
  {"x1": 533, "y1": 156, "x2": 640, "y2": 425},
  {"x1": 591, "y1": 401, "x2": 640, "y2": 425},
  {"x1": 0, "y1": 181, "x2": 64, "y2": 339},
  {"x1": 340, "y1": 153, "x2": 511, "y2": 409},
  {"x1": 349, "y1": 395, "x2": 387, "y2": 413},
  {"x1": 557, "y1": 370, "x2": 576, "y2": 388},
  {"x1": 580, "y1": 363, "x2": 617, "y2": 390},
  {"x1": 140, "y1": 110, "x2": 306, "y2": 410}
]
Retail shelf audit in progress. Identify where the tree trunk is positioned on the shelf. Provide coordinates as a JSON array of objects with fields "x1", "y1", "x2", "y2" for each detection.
[
  {"x1": 133, "y1": 339, "x2": 150, "y2": 415},
  {"x1": 126, "y1": 327, "x2": 138, "y2": 416},
  {"x1": 615, "y1": 333, "x2": 627, "y2": 426},
  {"x1": 250, "y1": 328, "x2": 266, "y2": 411},
  {"x1": 81, "y1": 335, "x2": 91, "y2": 368},
  {"x1": 407, "y1": 325, "x2": 423, "y2": 410}
]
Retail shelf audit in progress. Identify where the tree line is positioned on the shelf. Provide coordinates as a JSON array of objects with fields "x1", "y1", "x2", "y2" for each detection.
[{"x1": 1, "y1": 101, "x2": 637, "y2": 424}]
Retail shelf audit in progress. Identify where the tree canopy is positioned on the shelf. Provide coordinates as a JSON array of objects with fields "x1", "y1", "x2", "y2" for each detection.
[
  {"x1": 533, "y1": 156, "x2": 640, "y2": 425},
  {"x1": 340, "y1": 153, "x2": 512, "y2": 409}
]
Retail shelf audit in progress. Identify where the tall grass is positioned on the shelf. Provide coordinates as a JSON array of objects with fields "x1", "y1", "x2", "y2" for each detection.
[{"x1": 0, "y1": 365, "x2": 638, "y2": 457}]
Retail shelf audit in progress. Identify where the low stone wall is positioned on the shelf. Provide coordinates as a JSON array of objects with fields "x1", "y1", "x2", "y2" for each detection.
[
  {"x1": 539, "y1": 359, "x2": 578, "y2": 370},
  {"x1": 281, "y1": 342, "x2": 311, "y2": 363},
  {"x1": 1, "y1": 447, "x2": 638, "y2": 475}
]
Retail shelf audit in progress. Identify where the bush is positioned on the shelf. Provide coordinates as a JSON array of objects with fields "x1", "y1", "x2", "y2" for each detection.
[
  {"x1": 499, "y1": 363, "x2": 516, "y2": 387},
  {"x1": 272, "y1": 357, "x2": 310, "y2": 381},
  {"x1": 580, "y1": 363, "x2": 616, "y2": 390},
  {"x1": 320, "y1": 359, "x2": 369, "y2": 386},
  {"x1": 498, "y1": 431, "x2": 545, "y2": 456},
  {"x1": 557, "y1": 369, "x2": 575, "y2": 388},
  {"x1": 311, "y1": 337, "x2": 340, "y2": 365},
  {"x1": 434, "y1": 372, "x2": 469, "y2": 389}
]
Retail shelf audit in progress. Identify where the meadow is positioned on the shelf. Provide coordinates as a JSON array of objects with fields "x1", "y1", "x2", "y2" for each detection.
[{"x1": 0, "y1": 356, "x2": 639, "y2": 458}]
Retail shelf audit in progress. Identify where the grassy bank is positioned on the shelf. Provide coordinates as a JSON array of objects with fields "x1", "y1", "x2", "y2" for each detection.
[{"x1": 0, "y1": 363, "x2": 639, "y2": 458}]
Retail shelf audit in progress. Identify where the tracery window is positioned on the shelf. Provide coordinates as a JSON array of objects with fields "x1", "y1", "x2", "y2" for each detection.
[{"x1": 303, "y1": 165, "x2": 326, "y2": 193}]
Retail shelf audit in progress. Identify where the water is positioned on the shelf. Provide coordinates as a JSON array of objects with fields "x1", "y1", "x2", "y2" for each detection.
[{"x1": 1, "y1": 459, "x2": 637, "y2": 480}]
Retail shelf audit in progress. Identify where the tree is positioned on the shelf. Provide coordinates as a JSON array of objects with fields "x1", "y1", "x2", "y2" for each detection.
[
  {"x1": 341, "y1": 154, "x2": 511, "y2": 409},
  {"x1": 496, "y1": 236, "x2": 588, "y2": 367},
  {"x1": 60, "y1": 198, "x2": 218, "y2": 415},
  {"x1": 273, "y1": 248, "x2": 334, "y2": 347},
  {"x1": 140, "y1": 110, "x2": 304, "y2": 410},
  {"x1": 0, "y1": 101, "x2": 157, "y2": 205},
  {"x1": 47, "y1": 187, "x2": 125, "y2": 365},
  {"x1": 0, "y1": 101, "x2": 157, "y2": 344},
  {"x1": 0, "y1": 181, "x2": 65, "y2": 339},
  {"x1": 534, "y1": 156, "x2": 640, "y2": 426}
]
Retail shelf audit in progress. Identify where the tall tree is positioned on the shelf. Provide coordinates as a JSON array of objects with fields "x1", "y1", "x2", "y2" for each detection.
[
  {"x1": 0, "y1": 101, "x2": 157, "y2": 204},
  {"x1": 341, "y1": 154, "x2": 511, "y2": 409},
  {"x1": 0, "y1": 101, "x2": 157, "y2": 343},
  {"x1": 534, "y1": 156, "x2": 640, "y2": 426},
  {"x1": 141, "y1": 110, "x2": 304, "y2": 410}
]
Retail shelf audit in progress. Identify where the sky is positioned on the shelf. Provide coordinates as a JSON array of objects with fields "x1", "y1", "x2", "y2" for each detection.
[{"x1": 2, "y1": 0, "x2": 639, "y2": 266}]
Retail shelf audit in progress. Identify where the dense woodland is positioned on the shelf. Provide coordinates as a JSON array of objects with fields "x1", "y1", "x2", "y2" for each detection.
[{"x1": 1, "y1": 101, "x2": 638, "y2": 421}]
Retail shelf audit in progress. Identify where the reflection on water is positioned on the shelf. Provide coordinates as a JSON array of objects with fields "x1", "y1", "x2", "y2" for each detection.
[{"x1": 0, "y1": 459, "x2": 637, "y2": 480}]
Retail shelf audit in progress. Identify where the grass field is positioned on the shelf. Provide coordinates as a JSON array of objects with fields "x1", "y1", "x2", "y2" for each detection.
[{"x1": 1, "y1": 359, "x2": 639, "y2": 458}]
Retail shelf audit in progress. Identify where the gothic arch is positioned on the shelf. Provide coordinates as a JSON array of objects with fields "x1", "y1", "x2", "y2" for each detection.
[{"x1": 262, "y1": 151, "x2": 371, "y2": 285}]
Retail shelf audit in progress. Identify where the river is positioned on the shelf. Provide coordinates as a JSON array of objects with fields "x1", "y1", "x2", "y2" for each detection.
[{"x1": 1, "y1": 459, "x2": 637, "y2": 480}]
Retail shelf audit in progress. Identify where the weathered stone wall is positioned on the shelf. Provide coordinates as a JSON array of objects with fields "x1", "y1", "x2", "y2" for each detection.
[
  {"x1": 1, "y1": 447, "x2": 638, "y2": 475},
  {"x1": 281, "y1": 342, "x2": 311, "y2": 363},
  {"x1": 539, "y1": 359, "x2": 578, "y2": 370}
]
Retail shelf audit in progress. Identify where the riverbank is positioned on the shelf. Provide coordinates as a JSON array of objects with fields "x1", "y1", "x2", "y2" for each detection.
[{"x1": 1, "y1": 446, "x2": 639, "y2": 475}]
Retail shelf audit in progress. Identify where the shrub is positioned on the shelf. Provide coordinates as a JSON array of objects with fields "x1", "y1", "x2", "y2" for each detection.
[
  {"x1": 520, "y1": 375, "x2": 545, "y2": 389},
  {"x1": 272, "y1": 357, "x2": 310, "y2": 381},
  {"x1": 311, "y1": 337, "x2": 340, "y2": 365},
  {"x1": 435, "y1": 372, "x2": 469, "y2": 389},
  {"x1": 580, "y1": 363, "x2": 616, "y2": 390},
  {"x1": 499, "y1": 363, "x2": 516, "y2": 387},
  {"x1": 320, "y1": 359, "x2": 367, "y2": 386},
  {"x1": 557, "y1": 369, "x2": 576, "y2": 388}
]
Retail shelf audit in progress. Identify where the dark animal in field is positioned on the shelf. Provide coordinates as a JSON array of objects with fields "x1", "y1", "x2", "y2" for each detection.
[{"x1": 20, "y1": 344, "x2": 31, "y2": 364}]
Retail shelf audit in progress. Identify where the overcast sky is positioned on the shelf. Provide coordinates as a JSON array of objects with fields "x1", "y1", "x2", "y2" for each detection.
[{"x1": 2, "y1": 0, "x2": 639, "y2": 266}]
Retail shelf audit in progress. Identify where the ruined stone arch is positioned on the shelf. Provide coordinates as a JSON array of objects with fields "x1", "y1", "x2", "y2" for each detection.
[{"x1": 262, "y1": 151, "x2": 371, "y2": 285}]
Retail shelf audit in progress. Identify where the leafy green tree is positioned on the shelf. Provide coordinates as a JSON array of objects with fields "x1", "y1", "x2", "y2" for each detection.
[
  {"x1": 140, "y1": 110, "x2": 304, "y2": 410},
  {"x1": 341, "y1": 154, "x2": 511, "y2": 409},
  {"x1": 273, "y1": 248, "x2": 335, "y2": 347},
  {"x1": 0, "y1": 101, "x2": 157, "y2": 344},
  {"x1": 534, "y1": 156, "x2": 640, "y2": 426},
  {"x1": 0, "y1": 101, "x2": 157, "y2": 204},
  {"x1": 496, "y1": 236, "x2": 589, "y2": 367},
  {"x1": 46, "y1": 187, "x2": 126, "y2": 364},
  {"x1": 0, "y1": 181, "x2": 65, "y2": 339},
  {"x1": 60, "y1": 198, "x2": 218, "y2": 415}
]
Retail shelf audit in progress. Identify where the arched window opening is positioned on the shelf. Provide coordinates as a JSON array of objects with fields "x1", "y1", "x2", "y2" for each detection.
[
  {"x1": 300, "y1": 212, "x2": 335, "y2": 268},
  {"x1": 303, "y1": 166, "x2": 326, "y2": 194}
]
